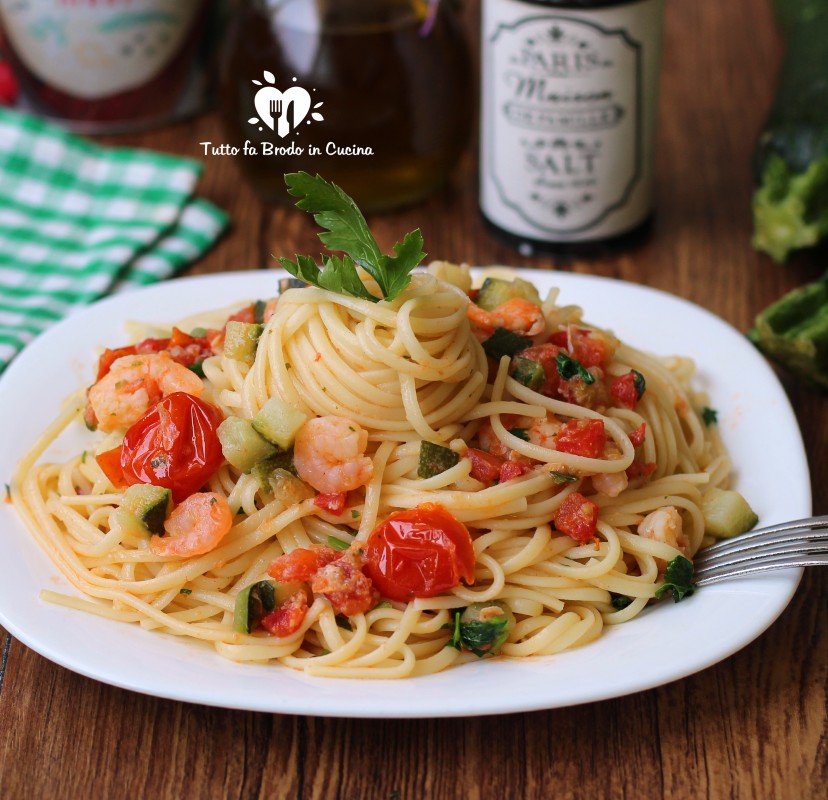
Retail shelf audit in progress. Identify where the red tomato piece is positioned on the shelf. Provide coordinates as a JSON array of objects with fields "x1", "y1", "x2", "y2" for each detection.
[
  {"x1": 95, "y1": 446, "x2": 129, "y2": 489},
  {"x1": 550, "y1": 326, "x2": 613, "y2": 368},
  {"x1": 267, "y1": 545, "x2": 340, "y2": 583},
  {"x1": 554, "y1": 418, "x2": 606, "y2": 459},
  {"x1": 554, "y1": 491, "x2": 599, "y2": 544},
  {"x1": 627, "y1": 461, "x2": 657, "y2": 479},
  {"x1": 314, "y1": 492, "x2": 348, "y2": 515},
  {"x1": 465, "y1": 447, "x2": 504, "y2": 484},
  {"x1": 228, "y1": 303, "x2": 257, "y2": 324},
  {"x1": 557, "y1": 369, "x2": 607, "y2": 410},
  {"x1": 499, "y1": 460, "x2": 530, "y2": 483},
  {"x1": 261, "y1": 589, "x2": 309, "y2": 637},
  {"x1": 516, "y1": 344, "x2": 561, "y2": 397},
  {"x1": 95, "y1": 345, "x2": 138, "y2": 382},
  {"x1": 118, "y1": 392, "x2": 224, "y2": 502},
  {"x1": 363, "y1": 503, "x2": 476, "y2": 602},
  {"x1": 628, "y1": 422, "x2": 647, "y2": 449},
  {"x1": 311, "y1": 552, "x2": 379, "y2": 616},
  {"x1": 610, "y1": 372, "x2": 639, "y2": 409}
]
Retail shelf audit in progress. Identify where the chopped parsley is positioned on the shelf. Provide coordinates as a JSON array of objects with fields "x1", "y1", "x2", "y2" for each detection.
[
  {"x1": 549, "y1": 471, "x2": 577, "y2": 483},
  {"x1": 654, "y1": 555, "x2": 696, "y2": 602},
  {"x1": 701, "y1": 406, "x2": 718, "y2": 426},
  {"x1": 335, "y1": 614, "x2": 353, "y2": 631},
  {"x1": 555, "y1": 351, "x2": 595, "y2": 384},
  {"x1": 327, "y1": 535, "x2": 350, "y2": 551},
  {"x1": 81, "y1": 451, "x2": 87, "y2": 463},
  {"x1": 508, "y1": 427, "x2": 530, "y2": 441},
  {"x1": 189, "y1": 326, "x2": 207, "y2": 338},
  {"x1": 351, "y1": 509, "x2": 361, "y2": 519},
  {"x1": 179, "y1": 588, "x2": 192, "y2": 595},
  {"x1": 611, "y1": 595, "x2": 632, "y2": 610},
  {"x1": 632, "y1": 369, "x2": 646, "y2": 398}
]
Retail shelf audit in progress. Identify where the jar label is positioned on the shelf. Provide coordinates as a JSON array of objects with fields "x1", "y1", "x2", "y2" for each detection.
[
  {"x1": 481, "y1": 0, "x2": 664, "y2": 241},
  {"x1": 0, "y1": 0, "x2": 199, "y2": 100}
]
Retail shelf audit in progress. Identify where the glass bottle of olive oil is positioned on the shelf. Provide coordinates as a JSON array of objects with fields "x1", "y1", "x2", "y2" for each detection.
[
  {"x1": 480, "y1": 0, "x2": 665, "y2": 253},
  {"x1": 220, "y1": 0, "x2": 473, "y2": 212}
]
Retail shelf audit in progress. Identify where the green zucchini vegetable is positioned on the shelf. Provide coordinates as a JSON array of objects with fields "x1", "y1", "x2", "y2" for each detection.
[
  {"x1": 418, "y1": 441, "x2": 460, "y2": 478},
  {"x1": 752, "y1": 0, "x2": 828, "y2": 262},
  {"x1": 748, "y1": 274, "x2": 828, "y2": 389}
]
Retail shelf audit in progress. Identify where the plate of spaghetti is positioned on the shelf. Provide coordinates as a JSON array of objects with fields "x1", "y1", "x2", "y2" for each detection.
[{"x1": 0, "y1": 177, "x2": 811, "y2": 717}]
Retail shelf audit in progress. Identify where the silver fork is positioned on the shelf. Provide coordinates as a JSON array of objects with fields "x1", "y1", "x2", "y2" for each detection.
[{"x1": 693, "y1": 514, "x2": 828, "y2": 585}]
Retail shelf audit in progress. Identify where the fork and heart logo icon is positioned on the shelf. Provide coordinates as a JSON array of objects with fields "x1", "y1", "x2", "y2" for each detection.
[{"x1": 249, "y1": 71, "x2": 324, "y2": 138}]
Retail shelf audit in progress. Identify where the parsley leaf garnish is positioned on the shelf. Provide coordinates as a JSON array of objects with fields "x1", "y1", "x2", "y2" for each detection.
[
  {"x1": 611, "y1": 595, "x2": 632, "y2": 610},
  {"x1": 277, "y1": 172, "x2": 426, "y2": 302},
  {"x1": 654, "y1": 555, "x2": 696, "y2": 602},
  {"x1": 702, "y1": 406, "x2": 718, "y2": 426},
  {"x1": 444, "y1": 609, "x2": 463, "y2": 650},
  {"x1": 509, "y1": 427, "x2": 530, "y2": 441},
  {"x1": 555, "y1": 351, "x2": 595, "y2": 384}
]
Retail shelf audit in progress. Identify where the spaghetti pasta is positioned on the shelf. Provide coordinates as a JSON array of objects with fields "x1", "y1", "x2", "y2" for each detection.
[{"x1": 11, "y1": 265, "x2": 740, "y2": 679}]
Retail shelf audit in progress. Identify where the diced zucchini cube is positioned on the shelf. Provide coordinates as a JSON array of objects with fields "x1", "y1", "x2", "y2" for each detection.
[
  {"x1": 224, "y1": 321, "x2": 264, "y2": 365},
  {"x1": 702, "y1": 488, "x2": 759, "y2": 538},
  {"x1": 120, "y1": 484, "x2": 172, "y2": 535},
  {"x1": 218, "y1": 416, "x2": 277, "y2": 473},
  {"x1": 252, "y1": 398, "x2": 308, "y2": 450}
]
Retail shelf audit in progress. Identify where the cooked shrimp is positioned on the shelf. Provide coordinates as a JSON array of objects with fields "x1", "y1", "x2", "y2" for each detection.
[
  {"x1": 88, "y1": 352, "x2": 203, "y2": 432},
  {"x1": 527, "y1": 416, "x2": 563, "y2": 449},
  {"x1": 637, "y1": 506, "x2": 691, "y2": 559},
  {"x1": 151, "y1": 492, "x2": 233, "y2": 557},
  {"x1": 592, "y1": 470, "x2": 628, "y2": 498},
  {"x1": 293, "y1": 416, "x2": 374, "y2": 494},
  {"x1": 468, "y1": 297, "x2": 546, "y2": 338}
]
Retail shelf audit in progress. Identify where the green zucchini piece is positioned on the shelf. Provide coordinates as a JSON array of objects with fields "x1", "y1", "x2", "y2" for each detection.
[
  {"x1": 701, "y1": 488, "x2": 759, "y2": 538},
  {"x1": 252, "y1": 451, "x2": 298, "y2": 491},
  {"x1": 120, "y1": 484, "x2": 171, "y2": 535},
  {"x1": 748, "y1": 276, "x2": 828, "y2": 390},
  {"x1": 510, "y1": 356, "x2": 544, "y2": 390},
  {"x1": 482, "y1": 328, "x2": 533, "y2": 361},
  {"x1": 257, "y1": 465, "x2": 314, "y2": 504},
  {"x1": 475, "y1": 277, "x2": 541, "y2": 311},
  {"x1": 233, "y1": 580, "x2": 277, "y2": 634},
  {"x1": 224, "y1": 321, "x2": 264, "y2": 365},
  {"x1": 253, "y1": 299, "x2": 267, "y2": 324},
  {"x1": 218, "y1": 416, "x2": 277, "y2": 473},
  {"x1": 251, "y1": 398, "x2": 309, "y2": 450},
  {"x1": 418, "y1": 441, "x2": 460, "y2": 478},
  {"x1": 751, "y1": 0, "x2": 828, "y2": 262}
]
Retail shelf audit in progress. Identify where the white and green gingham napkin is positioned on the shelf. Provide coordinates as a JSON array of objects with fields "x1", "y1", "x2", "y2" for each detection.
[{"x1": 0, "y1": 108, "x2": 228, "y2": 373}]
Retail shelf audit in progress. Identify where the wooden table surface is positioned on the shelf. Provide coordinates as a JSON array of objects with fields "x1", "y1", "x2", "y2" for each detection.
[{"x1": 1, "y1": 1, "x2": 826, "y2": 798}]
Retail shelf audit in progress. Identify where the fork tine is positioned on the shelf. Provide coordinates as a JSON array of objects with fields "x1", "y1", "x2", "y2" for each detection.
[
  {"x1": 694, "y1": 528, "x2": 828, "y2": 566},
  {"x1": 698, "y1": 515, "x2": 828, "y2": 558},
  {"x1": 695, "y1": 538, "x2": 828, "y2": 571},
  {"x1": 695, "y1": 553, "x2": 828, "y2": 585}
]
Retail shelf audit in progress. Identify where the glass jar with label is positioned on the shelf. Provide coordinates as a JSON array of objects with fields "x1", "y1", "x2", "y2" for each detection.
[
  {"x1": 219, "y1": 0, "x2": 473, "y2": 213},
  {"x1": 480, "y1": 0, "x2": 665, "y2": 253},
  {"x1": 0, "y1": 0, "x2": 223, "y2": 133}
]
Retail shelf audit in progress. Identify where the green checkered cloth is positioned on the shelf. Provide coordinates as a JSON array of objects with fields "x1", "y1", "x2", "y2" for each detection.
[{"x1": 0, "y1": 108, "x2": 228, "y2": 373}]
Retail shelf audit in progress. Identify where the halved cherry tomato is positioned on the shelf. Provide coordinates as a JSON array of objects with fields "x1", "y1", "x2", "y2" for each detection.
[
  {"x1": 95, "y1": 446, "x2": 129, "y2": 489},
  {"x1": 363, "y1": 503, "x2": 475, "y2": 602},
  {"x1": 554, "y1": 491, "x2": 599, "y2": 544},
  {"x1": 114, "y1": 392, "x2": 224, "y2": 502},
  {"x1": 554, "y1": 418, "x2": 606, "y2": 459}
]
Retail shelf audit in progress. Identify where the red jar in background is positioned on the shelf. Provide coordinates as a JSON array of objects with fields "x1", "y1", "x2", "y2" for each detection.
[{"x1": 0, "y1": 0, "x2": 225, "y2": 133}]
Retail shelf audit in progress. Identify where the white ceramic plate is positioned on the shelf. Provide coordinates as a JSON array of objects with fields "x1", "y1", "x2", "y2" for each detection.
[{"x1": 0, "y1": 270, "x2": 810, "y2": 717}]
